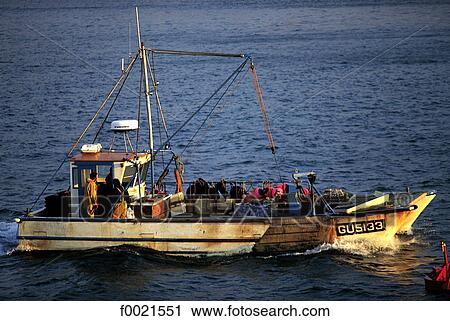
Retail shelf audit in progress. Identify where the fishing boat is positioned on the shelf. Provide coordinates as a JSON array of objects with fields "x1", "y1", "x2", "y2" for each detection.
[{"x1": 15, "y1": 8, "x2": 436, "y2": 257}]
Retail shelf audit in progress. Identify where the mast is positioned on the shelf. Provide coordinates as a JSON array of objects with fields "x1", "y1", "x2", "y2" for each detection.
[
  {"x1": 136, "y1": 7, "x2": 155, "y2": 195},
  {"x1": 135, "y1": 7, "x2": 141, "y2": 48}
]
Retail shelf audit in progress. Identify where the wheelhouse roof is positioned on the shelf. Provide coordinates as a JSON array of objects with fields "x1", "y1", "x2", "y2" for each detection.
[{"x1": 71, "y1": 151, "x2": 150, "y2": 163}]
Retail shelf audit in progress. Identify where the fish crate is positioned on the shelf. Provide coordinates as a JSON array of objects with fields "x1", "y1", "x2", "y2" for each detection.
[
  {"x1": 169, "y1": 192, "x2": 186, "y2": 216},
  {"x1": 132, "y1": 194, "x2": 170, "y2": 219}
]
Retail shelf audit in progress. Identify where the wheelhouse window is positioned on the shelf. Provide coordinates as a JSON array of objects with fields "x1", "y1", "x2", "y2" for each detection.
[
  {"x1": 139, "y1": 163, "x2": 149, "y2": 182},
  {"x1": 122, "y1": 165, "x2": 137, "y2": 186},
  {"x1": 96, "y1": 165, "x2": 113, "y2": 183},
  {"x1": 72, "y1": 166, "x2": 79, "y2": 189},
  {"x1": 80, "y1": 169, "x2": 93, "y2": 187}
]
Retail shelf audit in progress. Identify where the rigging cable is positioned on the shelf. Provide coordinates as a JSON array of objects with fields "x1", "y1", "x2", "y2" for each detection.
[
  {"x1": 149, "y1": 48, "x2": 244, "y2": 58},
  {"x1": 153, "y1": 57, "x2": 250, "y2": 157},
  {"x1": 249, "y1": 61, "x2": 282, "y2": 182},
  {"x1": 180, "y1": 58, "x2": 248, "y2": 156},
  {"x1": 184, "y1": 64, "x2": 248, "y2": 157},
  {"x1": 69, "y1": 53, "x2": 139, "y2": 156},
  {"x1": 136, "y1": 58, "x2": 144, "y2": 152},
  {"x1": 28, "y1": 53, "x2": 139, "y2": 211},
  {"x1": 148, "y1": 51, "x2": 167, "y2": 173},
  {"x1": 135, "y1": 59, "x2": 145, "y2": 215},
  {"x1": 154, "y1": 58, "x2": 249, "y2": 186},
  {"x1": 147, "y1": 50, "x2": 169, "y2": 139},
  {"x1": 154, "y1": 74, "x2": 165, "y2": 181},
  {"x1": 271, "y1": 25, "x2": 427, "y2": 121},
  {"x1": 92, "y1": 57, "x2": 138, "y2": 143}
]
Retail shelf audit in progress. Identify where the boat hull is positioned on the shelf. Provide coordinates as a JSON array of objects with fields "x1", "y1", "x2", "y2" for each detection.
[
  {"x1": 16, "y1": 218, "x2": 270, "y2": 257},
  {"x1": 16, "y1": 192, "x2": 436, "y2": 257}
]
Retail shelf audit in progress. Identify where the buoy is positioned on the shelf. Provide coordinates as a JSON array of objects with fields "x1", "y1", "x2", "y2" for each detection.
[{"x1": 424, "y1": 241, "x2": 450, "y2": 292}]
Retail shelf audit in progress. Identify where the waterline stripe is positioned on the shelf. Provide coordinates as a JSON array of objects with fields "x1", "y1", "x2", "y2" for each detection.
[{"x1": 17, "y1": 236, "x2": 260, "y2": 243}]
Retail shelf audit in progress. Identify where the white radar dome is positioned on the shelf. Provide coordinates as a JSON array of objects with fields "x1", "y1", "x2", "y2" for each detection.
[{"x1": 111, "y1": 120, "x2": 139, "y2": 132}]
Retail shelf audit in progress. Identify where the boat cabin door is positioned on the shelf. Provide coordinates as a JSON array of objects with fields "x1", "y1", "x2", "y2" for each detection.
[{"x1": 70, "y1": 162, "x2": 116, "y2": 217}]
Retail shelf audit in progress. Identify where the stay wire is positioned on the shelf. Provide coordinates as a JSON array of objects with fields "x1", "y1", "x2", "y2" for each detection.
[
  {"x1": 180, "y1": 59, "x2": 248, "y2": 156},
  {"x1": 148, "y1": 52, "x2": 166, "y2": 170},
  {"x1": 272, "y1": 25, "x2": 428, "y2": 121},
  {"x1": 92, "y1": 57, "x2": 137, "y2": 143},
  {"x1": 154, "y1": 59, "x2": 248, "y2": 187},
  {"x1": 28, "y1": 54, "x2": 139, "y2": 211},
  {"x1": 28, "y1": 156, "x2": 67, "y2": 212},
  {"x1": 186, "y1": 63, "x2": 283, "y2": 182},
  {"x1": 153, "y1": 58, "x2": 250, "y2": 157},
  {"x1": 148, "y1": 51, "x2": 169, "y2": 139},
  {"x1": 185, "y1": 66, "x2": 248, "y2": 157},
  {"x1": 155, "y1": 78, "x2": 165, "y2": 172},
  {"x1": 136, "y1": 59, "x2": 144, "y2": 152},
  {"x1": 68, "y1": 53, "x2": 139, "y2": 157},
  {"x1": 272, "y1": 151, "x2": 283, "y2": 182}
]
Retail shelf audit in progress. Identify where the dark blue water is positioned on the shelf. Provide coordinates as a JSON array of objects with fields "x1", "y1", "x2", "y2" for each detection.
[{"x1": 1, "y1": 0, "x2": 450, "y2": 300}]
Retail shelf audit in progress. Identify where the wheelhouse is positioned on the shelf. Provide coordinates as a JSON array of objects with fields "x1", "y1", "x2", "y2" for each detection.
[{"x1": 69, "y1": 151, "x2": 151, "y2": 217}]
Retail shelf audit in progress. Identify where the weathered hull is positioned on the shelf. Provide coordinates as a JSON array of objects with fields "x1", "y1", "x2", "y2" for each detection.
[
  {"x1": 16, "y1": 192, "x2": 435, "y2": 257},
  {"x1": 16, "y1": 218, "x2": 270, "y2": 257}
]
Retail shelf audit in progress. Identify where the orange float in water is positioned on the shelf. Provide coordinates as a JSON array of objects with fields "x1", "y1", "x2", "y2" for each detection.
[{"x1": 425, "y1": 241, "x2": 450, "y2": 293}]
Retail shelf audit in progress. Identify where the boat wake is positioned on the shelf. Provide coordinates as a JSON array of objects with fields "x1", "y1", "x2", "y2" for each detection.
[
  {"x1": 319, "y1": 238, "x2": 404, "y2": 256},
  {"x1": 274, "y1": 236, "x2": 421, "y2": 258},
  {"x1": 0, "y1": 221, "x2": 18, "y2": 256}
]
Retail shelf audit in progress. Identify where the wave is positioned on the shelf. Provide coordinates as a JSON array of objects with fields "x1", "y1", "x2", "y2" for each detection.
[{"x1": 0, "y1": 208, "x2": 22, "y2": 218}]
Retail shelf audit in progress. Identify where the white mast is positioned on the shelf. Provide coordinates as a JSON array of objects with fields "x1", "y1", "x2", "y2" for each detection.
[
  {"x1": 135, "y1": 7, "x2": 155, "y2": 195},
  {"x1": 135, "y1": 7, "x2": 141, "y2": 49}
]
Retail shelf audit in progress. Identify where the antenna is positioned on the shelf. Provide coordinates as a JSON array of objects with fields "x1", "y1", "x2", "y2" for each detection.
[
  {"x1": 135, "y1": 7, "x2": 142, "y2": 48},
  {"x1": 128, "y1": 22, "x2": 131, "y2": 59}
]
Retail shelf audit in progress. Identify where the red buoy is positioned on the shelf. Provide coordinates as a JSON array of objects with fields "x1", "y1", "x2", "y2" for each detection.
[{"x1": 425, "y1": 241, "x2": 450, "y2": 292}]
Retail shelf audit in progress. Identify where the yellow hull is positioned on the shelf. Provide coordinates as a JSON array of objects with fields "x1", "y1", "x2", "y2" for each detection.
[{"x1": 333, "y1": 191, "x2": 436, "y2": 243}]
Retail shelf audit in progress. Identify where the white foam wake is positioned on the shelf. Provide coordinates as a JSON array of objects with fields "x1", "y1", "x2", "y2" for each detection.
[
  {"x1": 322, "y1": 238, "x2": 402, "y2": 256},
  {"x1": 0, "y1": 221, "x2": 18, "y2": 256},
  {"x1": 274, "y1": 236, "x2": 417, "y2": 258}
]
